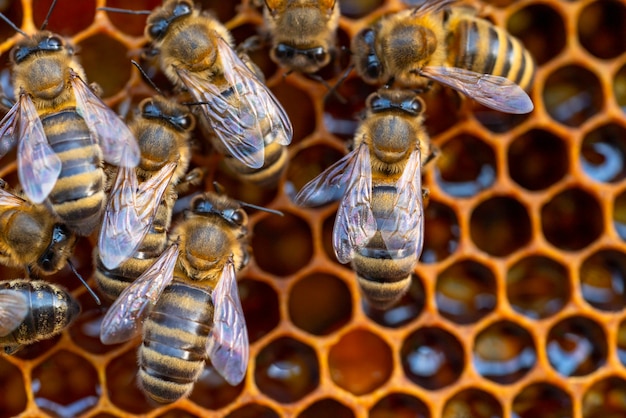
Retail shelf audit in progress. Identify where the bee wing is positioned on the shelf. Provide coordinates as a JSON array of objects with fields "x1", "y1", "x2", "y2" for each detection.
[
  {"x1": 16, "y1": 93, "x2": 62, "y2": 203},
  {"x1": 421, "y1": 66, "x2": 534, "y2": 114},
  {"x1": 332, "y1": 143, "x2": 377, "y2": 264},
  {"x1": 98, "y1": 162, "x2": 177, "y2": 269},
  {"x1": 379, "y1": 147, "x2": 424, "y2": 260},
  {"x1": 99, "y1": 243, "x2": 179, "y2": 345},
  {"x1": 0, "y1": 99, "x2": 20, "y2": 158},
  {"x1": 0, "y1": 186, "x2": 26, "y2": 208},
  {"x1": 0, "y1": 290, "x2": 28, "y2": 337},
  {"x1": 410, "y1": 0, "x2": 456, "y2": 15},
  {"x1": 294, "y1": 147, "x2": 362, "y2": 207},
  {"x1": 69, "y1": 70, "x2": 140, "y2": 168},
  {"x1": 206, "y1": 257, "x2": 249, "y2": 386}
]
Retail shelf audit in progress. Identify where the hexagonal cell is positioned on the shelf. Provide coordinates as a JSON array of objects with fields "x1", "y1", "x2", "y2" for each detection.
[
  {"x1": 615, "y1": 63, "x2": 626, "y2": 112},
  {"x1": 100, "y1": 0, "x2": 160, "y2": 36},
  {"x1": 582, "y1": 376, "x2": 626, "y2": 417},
  {"x1": 507, "y1": 255, "x2": 571, "y2": 320},
  {"x1": 436, "y1": 259, "x2": 497, "y2": 325},
  {"x1": 0, "y1": 357, "x2": 26, "y2": 417},
  {"x1": 435, "y1": 134, "x2": 497, "y2": 198},
  {"x1": 189, "y1": 365, "x2": 244, "y2": 410},
  {"x1": 618, "y1": 317, "x2": 626, "y2": 367},
  {"x1": 339, "y1": 0, "x2": 383, "y2": 18},
  {"x1": 106, "y1": 348, "x2": 153, "y2": 414},
  {"x1": 442, "y1": 388, "x2": 502, "y2": 418},
  {"x1": 298, "y1": 398, "x2": 355, "y2": 418},
  {"x1": 401, "y1": 327, "x2": 464, "y2": 390},
  {"x1": 580, "y1": 123, "x2": 626, "y2": 183},
  {"x1": 508, "y1": 129, "x2": 568, "y2": 191},
  {"x1": 547, "y1": 316, "x2": 607, "y2": 377},
  {"x1": 323, "y1": 77, "x2": 377, "y2": 140},
  {"x1": 473, "y1": 320, "x2": 536, "y2": 384},
  {"x1": 470, "y1": 196, "x2": 532, "y2": 257},
  {"x1": 255, "y1": 337, "x2": 319, "y2": 403},
  {"x1": 578, "y1": 0, "x2": 626, "y2": 59},
  {"x1": 69, "y1": 292, "x2": 111, "y2": 355},
  {"x1": 543, "y1": 65, "x2": 604, "y2": 127},
  {"x1": 328, "y1": 328, "x2": 392, "y2": 395},
  {"x1": 212, "y1": 167, "x2": 280, "y2": 207},
  {"x1": 541, "y1": 187, "x2": 603, "y2": 251},
  {"x1": 32, "y1": 0, "x2": 94, "y2": 35},
  {"x1": 252, "y1": 212, "x2": 313, "y2": 277},
  {"x1": 614, "y1": 189, "x2": 626, "y2": 240},
  {"x1": 509, "y1": 3, "x2": 565, "y2": 66},
  {"x1": 289, "y1": 273, "x2": 352, "y2": 336},
  {"x1": 580, "y1": 249, "x2": 626, "y2": 311},
  {"x1": 77, "y1": 34, "x2": 132, "y2": 98},
  {"x1": 240, "y1": 279, "x2": 280, "y2": 343},
  {"x1": 286, "y1": 145, "x2": 345, "y2": 199},
  {"x1": 363, "y1": 274, "x2": 425, "y2": 329},
  {"x1": 369, "y1": 393, "x2": 430, "y2": 418},
  {"x1": 512, "y1": 382, "x2": 573, "y2": 418},
  {"x1": 421, "y1": 200, "x2": 460, "y2": 263},
  {"x1": 225, "y1": 404, "x2": 280, "y2": 418},
  {"x1": 32, "y1": 350, "x2": 99, "y2": 417}
]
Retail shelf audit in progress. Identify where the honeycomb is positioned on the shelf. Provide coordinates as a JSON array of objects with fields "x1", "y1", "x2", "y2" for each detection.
[{"x1": 0, "y1": 0, "x2": 625, "y2": 416}]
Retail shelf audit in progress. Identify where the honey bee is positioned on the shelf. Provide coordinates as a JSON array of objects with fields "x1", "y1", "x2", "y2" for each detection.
[
  {"x1": 295, "y1": 89, "x2": 434, "y2": 309},
  {"x1": 95, "y1": 95, "x2": 197, "y2": 300},
  {"x1": 351, "y1": 0, "x2": 535, "y2": 114},
  {"x1": 0, "y1": 15, "x2": 139, "y2": 235},
  {"x1": 0, "y1": 279, "x2": 80, "y2": 354},
  {"x1": 100, "y1": 192, "x2": 252, "y2": 403},
  {"x1": 144, "y1": 0, "x2": 292, "y2": 185},
  {"x1": 261, "y1": 0, "x2": 340, "y2": 74}
]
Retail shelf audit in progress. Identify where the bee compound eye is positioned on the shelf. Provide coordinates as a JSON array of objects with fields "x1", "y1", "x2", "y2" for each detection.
[
  {"x1": 311, "y1": 48, "x2": 327, "y2": 63},
  {"x1": 173, "y1": 2, "x2": 192, "y2": 17},
  {"x1": 47, "y1": 36, "x2": 63, "y2": 50},
  {"x1": 142, "y1": 100, "x2": 160, "y2": 117},
  {"x1": 274, "y1": 44, "x2": 293, "y2": 59},
  {"x1": 178, "y1": 115, "x2": 193, "y2": 130},
  {"x1": 13, "y1": 46, "x2": 30, "y2": 63},
  {"x1": 231, "y1": 209, "x2": 246, "y2": 225},
  {"x1": 366, "y1": 59, "x2": 382, "y2": 79},
  {"x1": 148, "y1": 20, "x2": 167, "y2": 40}
]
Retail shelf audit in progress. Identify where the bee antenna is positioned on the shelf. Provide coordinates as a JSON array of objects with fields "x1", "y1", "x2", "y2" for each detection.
[
  {"x1": 237, "y1": 201, "x2": 284, "y2": 217},
  {"x1": 0, "y1": 13, "x2": 27, "y2": 36},
  {"x1": 131, "y1": 60, "x2": 163, "y2": 95},
  {"x1": 97, "y1": 7, "x2": 152, "y2": 15},
  {"x1": 67, "y1": 260, "x2": 102, "y2": 305},
  {"x1": 40, "y1": 0, "x2": 58, "y2": 30}
]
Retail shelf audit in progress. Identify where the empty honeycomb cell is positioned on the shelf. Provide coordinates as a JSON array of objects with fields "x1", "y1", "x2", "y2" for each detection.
[
  {"x1": 69, "y1": 293, "x2": 111, "y2": 355},
  {"x1": 612, "y1": 188, "x2": 626, "y2": 240},
  {"x1": 435, "y1": 134, "x2": 496, "y2": 198},
  {"x1": 0, "y1": 357, "x2": 26, "y2": 417},
  {"x1": 618, "y1": 318, "x2": 626, "y2": 366},
  {"x1": 615, "y1": 63, "x2": 626, "y2": 112},
  {"x1": 31, "y1": 349, "x2": 99, "y2": 417},
  {"x1": 442, "y1": 388, "x2": 502, "y2": 418},
  {"x1": 507, "y1": 129, "x2": 568, "y2": 191},
  {"x1": 506, "y1": 255, "x2": 570, "y2": 319},
  {"x1": 577, "y1": 0, "x2": 626, "y2": 60},
  {"x1": 435, "y1": 259, "x2": 497, "y2": 325},
  {"x1": 507, "y1": 4, "x2": 565, "y2": 66},
  {"x1": 339, "y1": 0, "x2": 384, "y2": 19},
  {"x1": 363, "y1": 274, "x2": 425, "y2": 328},
  {"x1": 579, "y1": 249, "x2": 626, "y2": 311},
  {"x1": 470, "y1": 196, "x2": 532, "y2": 257},
  {"x1": 252, "y1": 212, "x2": 313, "y2": 277},
  {"x1": 77, "y1": 35, "x2": 132, "y2": 98},
  {"x1": 541, "y1": 187, "x2": 603, "y2": 251},
  {"x1": 401, "y1": 327, "x2": 465, "y2": 390},
  {"x1": 269, "y1": 82, "x2": 316, "y2": 144},
  {"x1": 546, "y1": 316, "x2": 607, "y2": 377},
  {"x1": 582, "y1": 376, "x2": 626, "y2": 417},
  {"x1": 323, "y1": 77, "x2": 377, "y2": 139},
  {"x1": 543, "y1": 65, "x2": 604, "y2": 127},
  {"x1": 254, "y1": 336, "x2": 319, "y2": 403},
  {"x1": 297, "y1": 398, "x2": 355, "y2": 418},
  {"x1": 189, "y1": 366, "x2": 244, "y2": 410},
  {"x1": 369, "y1": 392, "x2": 430, "y2": 418},
  {"x1": 225, "y1": 404, "x2": 280, "y2": 418},
  {"x1": 286, "y1": 145, "x2": 345, "y2": 196},
  {"x1": 328, "y1": 328, "x2": 392, "y2": 395},
  {"x1": 421, "y1": 200, "x2": 460, "y2": 263},
  {"x1": 580, "y1": 123, "x2": 626, "y2": 183},
  {"x1": 473, "y1": 320, "x2": 536, "y2": 384},
  {"x1": 288, "y1": 272, "x2": 352, "y2": 335},
  {"x1": 32, "y1": 0, "x2": 95, "y2": 35},
  {"x1": 105, "y1": 347, "x2": 154, "y2": 414},
  {"x1": 511, "y1": 382, "x2": 573, "y2": 418},
  {"x1": 103, "y1": 0, "x2": 162, "y2": 37},
  {"x1": 240, "y1": 279, "x2": 280, "y2": 343}
]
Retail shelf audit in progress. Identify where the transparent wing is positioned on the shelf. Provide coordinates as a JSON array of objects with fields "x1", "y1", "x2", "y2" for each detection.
[
  {"x1": 294, "y1": 147, "x2": 362, "y2": 207},
  {"x1": 16, "y1": 93, "x2": 62, "y2": 203},
  {"x1": 0, "y1": 290, "x2": 28, "y2": 337},
  {"x1": 100, "y1": 243, "x2": 179, "y2": 345},
  {"x1": 206, "y1": 258, "x2": 249, "y2": 386},
  {"x1": 332, "y1": 143, "x2": 376, "y2": 264},
  {"x1": 409, "y1": 0, "x2": 456, "y2": 15},
  {"x1": 379, "y1": 147, "x2": 425, "y2": 260},
  {"x1": 421, "y1": 66, "x2": 534, "y2": 114},
  {"x1": 98, "y1": 162, "x2": 176, "y2": 269},
  {"x1": 0, "y1": 99, "x2": 20, "y2": 159},
  {"x1": 69, "y1": 69, "x2": 140, "y2": 167},
  {"x1": 0, "y1": 186, "x2": 26, "y2": 208},
  {"x1": 176, "y1": 37, "x2": 292, "y2": 169}
]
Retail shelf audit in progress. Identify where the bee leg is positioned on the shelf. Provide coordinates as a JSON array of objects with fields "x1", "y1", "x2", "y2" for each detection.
[
  {"x1": 324, "y1": 63, "x2": 353, "y2": 105},
  {"x1": 422, "y1": 187, "x2": 431, "y2": 205},
  {"x1": 237, "y1": 35, "x2": 264, "y2": 55},
  {"x1": 4, "y1": 345, "x2": 23, "y2": 355},
  {"x1": 88, "y1": 82, "x2": 103, "y2": 97},
  {"x1": 175, "y1": 167, "x2": 205, "y2": 195},
  {"x1": 424, "y1": 144, "x2": 440, "y2": 168}
]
